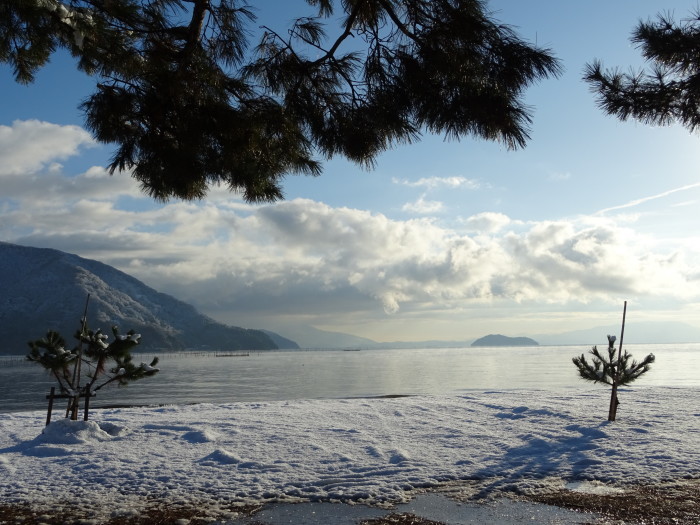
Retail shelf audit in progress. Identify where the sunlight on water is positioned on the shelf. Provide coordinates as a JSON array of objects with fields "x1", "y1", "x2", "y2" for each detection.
[{"x1": 1, "y1": 343, "x2": 698, "y2": 413}]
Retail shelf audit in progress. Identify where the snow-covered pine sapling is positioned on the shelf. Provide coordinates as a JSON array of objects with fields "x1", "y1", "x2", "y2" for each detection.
[
  {"x1": 572, "y1": 334, "x2": 654, "y2": 421},
  {"x1": 81, "y1": 326, "x2": 160, "y2": 393},
  {"x1": 27, "y1": 323, "x2": 160, "y2": 421}
]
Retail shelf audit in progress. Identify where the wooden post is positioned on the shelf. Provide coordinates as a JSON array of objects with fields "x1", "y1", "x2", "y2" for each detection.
[
  {"x1": 69, "y1": 294, "x2": 91, "y2": 420},
  {"x1": 608, "y1": 301, "x2": 627, "y2": 422},
  {"x1": 46, "y1": 387, "x2": 56, "y2": 426}
]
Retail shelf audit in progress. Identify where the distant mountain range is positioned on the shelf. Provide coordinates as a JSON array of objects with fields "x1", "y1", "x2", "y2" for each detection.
[{"x1": 0, "y1": 242, "x2": 298, "y2": 354}]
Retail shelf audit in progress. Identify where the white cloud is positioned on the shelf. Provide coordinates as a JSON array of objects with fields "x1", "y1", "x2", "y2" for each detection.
[
  {"x1": 393, "y1": 176, "x2": 480, "y2": 190},
  {"x1": 672, "y1": 200, "x2": 697, "y2": 208},
  {"x1": 401, "y1": 196, "x2": 444, "y2": 214},
  {"x1": 0, "y1": 120, "x2": 94, "y2": 175},
  {"x1": 597, "y1": 182, "x2": 700, "y2": 215},
  {"x1": 394, "y1": 175, "x2": 481, "y2": 216},
  {"x1": 463, "y1": 212, "x2": 511, "y2": 233}
]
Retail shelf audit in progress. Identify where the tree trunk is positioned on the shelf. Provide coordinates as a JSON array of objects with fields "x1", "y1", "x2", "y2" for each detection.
[
  {"x1": 46, "y1": 387, "x2": 56, "y2": 426},
  {"x1": 608, "y1": 301, "x2": 627, "y2": 422},
  {"x1": 69, "y1": 394, "x2": 80, "y2": 421},
  {"x1": 608, "y1": 382, "x2": 618, "y2": 421}
]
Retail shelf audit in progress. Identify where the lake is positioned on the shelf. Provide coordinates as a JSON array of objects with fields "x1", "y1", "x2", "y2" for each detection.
[{"x1": 1, "y1": 343, "x2": 698, "y2": 413}]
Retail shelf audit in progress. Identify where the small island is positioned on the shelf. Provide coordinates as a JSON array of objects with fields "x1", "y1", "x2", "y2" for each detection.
[{"x1": 471, "y1": 334, "x2": 539, "y2": 347}]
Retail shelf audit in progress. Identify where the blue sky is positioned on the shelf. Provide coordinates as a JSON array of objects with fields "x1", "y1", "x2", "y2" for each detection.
[{"x1": 2, "y1": 1, "x2": 700, "y2": 343}]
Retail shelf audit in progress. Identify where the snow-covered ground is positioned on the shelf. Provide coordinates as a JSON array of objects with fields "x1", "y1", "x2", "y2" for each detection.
[{"x1": 0, "y1": 387, "x2": 698, "y2": 522}]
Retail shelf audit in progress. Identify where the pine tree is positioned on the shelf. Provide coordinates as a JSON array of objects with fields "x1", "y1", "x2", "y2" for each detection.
[
  {"x1": 584, "y1": 8, "x2": 700, "y2": 132},
  {"x1": 573, "y1": 334, "x2": 655, "y2": 421},
  {"x1": 2, "y1": 0, "x2": 561, "y2": 201},
  {"x1": 28, "y1": 320, "x2": 160, "y2": 421}
]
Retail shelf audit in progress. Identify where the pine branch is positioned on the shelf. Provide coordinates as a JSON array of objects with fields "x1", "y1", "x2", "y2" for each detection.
[
  {"x1": 375, "y1": 0, "x2": 422, "y2": 46},
  {"x1": 310, "y1": 3, "x2": 363, "y2": 66},
  {"x1": 182, "y1": 0, "x2": 210, "y2": 59}
]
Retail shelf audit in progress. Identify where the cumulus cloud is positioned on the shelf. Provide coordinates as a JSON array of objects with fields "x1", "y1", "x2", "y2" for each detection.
[
  {"x1": 163, "y1": 204, "x2": 696, "y2": 319},
  {"x1": 0, "y1": 120, "x2": 94, "y2": 175}
]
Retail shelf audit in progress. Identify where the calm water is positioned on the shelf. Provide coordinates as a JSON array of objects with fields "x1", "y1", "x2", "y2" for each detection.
[{"x1": 1, "y1": 344, "x2": 698, "y2": 413}]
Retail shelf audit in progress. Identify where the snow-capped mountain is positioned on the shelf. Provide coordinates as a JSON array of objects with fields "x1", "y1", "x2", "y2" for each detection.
[{"x1": 0, "y1": 242, "x2": 295, "y2": 354}]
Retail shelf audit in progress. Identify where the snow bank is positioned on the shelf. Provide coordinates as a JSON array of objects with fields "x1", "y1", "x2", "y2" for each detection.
[{"x1": 0, "y1": 387, "x2": 698, "y2": 521}]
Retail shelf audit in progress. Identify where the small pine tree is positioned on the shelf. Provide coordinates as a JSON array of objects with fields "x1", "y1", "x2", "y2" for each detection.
[
  {"x1": 28, "y1": 320, "x2": 160, "y2": 421},
  {"x1": 573, "y1": 334, "x2": 655, "y2": 421}
]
